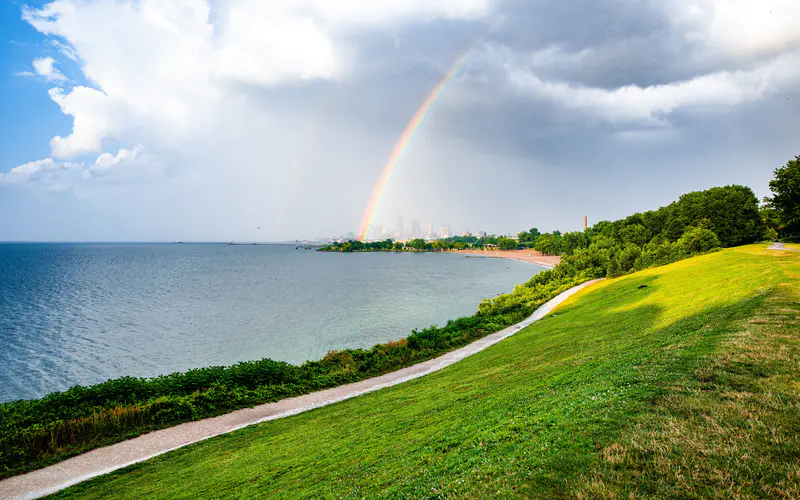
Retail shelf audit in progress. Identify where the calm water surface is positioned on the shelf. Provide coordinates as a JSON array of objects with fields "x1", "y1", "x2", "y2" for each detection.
[{"x1": 0, "y1": 243, "x2": 542, "y2": 402}]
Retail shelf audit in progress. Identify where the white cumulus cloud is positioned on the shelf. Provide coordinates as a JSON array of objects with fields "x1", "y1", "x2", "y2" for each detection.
[
  {"x1": 14, "y1": 0, "x2": 493, "y2": 162},
  {"x1": 0, "y1": 147, "x2": 144, "y2": 189},
  {"x1": 0, "y1": 158, "x2": 81, "y2": 189},
  {"x1": 15, "y1": 56, "x2": 68, "y2": 81},
  {"x1": 666, "y1": 0, "x2": 800, "y2": 60},
  {"x1": 32, "y1": 56, "x2": 67, "y2": 81}
]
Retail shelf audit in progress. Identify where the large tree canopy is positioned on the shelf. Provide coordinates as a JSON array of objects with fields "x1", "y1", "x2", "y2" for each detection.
[
  {"x1": 674, "y1": 185, "x2": 763, "y2": 247},
  {"x1": 765, "y1": 155, "x2": 800, "y2": 239}
]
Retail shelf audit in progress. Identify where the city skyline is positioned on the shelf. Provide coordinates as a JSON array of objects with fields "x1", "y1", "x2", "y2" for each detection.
[{"x1": 323, "y1": 213, "x2": 526, "y2": 243}]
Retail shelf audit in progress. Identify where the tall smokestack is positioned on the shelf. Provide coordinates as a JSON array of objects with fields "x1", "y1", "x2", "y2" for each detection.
[{"x1": 584, "y1": 216, "x2": 588, "y2": 231}]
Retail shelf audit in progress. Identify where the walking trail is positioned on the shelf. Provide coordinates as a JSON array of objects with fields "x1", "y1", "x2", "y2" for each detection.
[
  {"x1": 0, "y1": 279, "x2": 602, "y2": 500},
  {"x1": 768, "y1": 242, "x2": 799, "y2": 252}
]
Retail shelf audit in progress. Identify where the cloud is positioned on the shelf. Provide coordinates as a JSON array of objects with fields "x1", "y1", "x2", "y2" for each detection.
[
  {"x1": 211, "y1": 9, "x2": 340, "y2": 85},
  {"x1": 32, "y1": 56, "x2": 68, "y2": 81},
  {"x1": 490, "y1": 0, "x2": 800, "y2": 125},
  {"x1": 0, "y1": 147, "x2": 144, "y2": 189},
  {"x1": 48, "y1": 39, "x2": 80, "y2": 62},
  {"x1": 0, "y1": 158, "x2": 81, "y2": 189},
  {"x1": 21, "y1": 0, "x2": 491, "y2": 87},
  {"x1": 92, "y1": 145, "x2": 141, "y2": 169},
  {"x1": 3, "y1": 0, "x2": 800, "y2": 241},
  {"x1": 89, "y1": 145, "x2": 142, "y2": 175},
  {"x1": 47, "y1": 86, "x2": 114, "y2": 158},
  {"x1": 505, "y1": 58, "x2": 790, "y2": 124},
  {"x1": 14, "y1": 0, "x2": 494, "y2": 161},
  {"x1": 665, "y1": 0, "x2": 800, "y2": 60},
  {"x1": 14, "y1": 56, "x2": 68, "y2": 81}
]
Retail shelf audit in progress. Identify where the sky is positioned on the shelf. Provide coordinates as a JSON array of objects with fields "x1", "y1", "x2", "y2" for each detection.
[{"x1": 0, "y1": 0, "x2": 799, "y2": 242}]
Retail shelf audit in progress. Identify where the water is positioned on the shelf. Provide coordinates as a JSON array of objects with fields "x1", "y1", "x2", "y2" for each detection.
[{"x1": 0, "y1": 243, "x2": 542, "y2": 402}]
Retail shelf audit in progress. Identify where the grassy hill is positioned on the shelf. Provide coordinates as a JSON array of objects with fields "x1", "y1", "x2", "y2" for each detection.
[{"x1": 52, "y1": 244, "x2": 799, "y2": 499}]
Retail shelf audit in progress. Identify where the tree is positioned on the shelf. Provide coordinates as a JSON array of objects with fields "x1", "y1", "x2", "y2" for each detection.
[
  {"x1": 663, "y1": 215, "x2": 687, "y2": 241},
  {"x1": 760, "y1": 206, "x2": 781, "y2": 237},
  {"x1": 562, "y1": 231, "x2": 589, "y2": 255},
  {"x1": 640, "y1": 207, "x2": 670, "y2": 237},
  {"x1": 675, "y1": 185, "x2": 762, "y2": 247},
  {"x1": 408, "y1": 238, "x2": 428, "y2": 251},
  {"x1": 618, "y1": 223, "x2": 650, "y2": 247},
  {"x1": 517, "y1": 228, "x2": 539, "y2": 246},
  {"x1": 534, "y1": 233, "x2": 564, "y2": 255},
  {"x1": 677, "y1": 226, "x2": 721, "y2": 254},
  {"x1": 592, "y1": 221, "x2": 616, "y2": 239},
  {"x1": 498, "y1": 237, "x2": 516, "y2": 251},
  {"x1": 477, "y1": 235, "x2": 498, "y2": 247},
  {"x1": 764, "y1": 155, "x2": 800, "y2": 239}
]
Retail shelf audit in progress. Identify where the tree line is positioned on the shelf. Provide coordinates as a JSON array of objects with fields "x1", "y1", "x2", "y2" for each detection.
[
  {"x1": 325, "y1": 155, "x2": 800, "y2": 258},
  {"x1": 320, "y1": 235, "x2": 518, "y2": 252}
]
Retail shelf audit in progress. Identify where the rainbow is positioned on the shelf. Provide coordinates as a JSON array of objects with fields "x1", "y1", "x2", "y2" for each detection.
[{"x1": 358, "y1": 44, "x2": 478, "y2": 241}]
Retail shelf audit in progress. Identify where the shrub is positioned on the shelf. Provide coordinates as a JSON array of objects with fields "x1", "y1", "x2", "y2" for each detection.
[{"x1": 677, "y1": 226, "x2": 721, "y2": 254}]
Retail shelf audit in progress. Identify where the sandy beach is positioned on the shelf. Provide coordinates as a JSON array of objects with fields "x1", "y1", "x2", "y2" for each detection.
[{"x1": 452, "y1": 249, "x2": 561, "y2": 268}]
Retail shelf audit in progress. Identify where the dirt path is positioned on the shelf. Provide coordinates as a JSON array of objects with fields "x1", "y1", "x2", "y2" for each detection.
[
  {"x1": 0, "y1": 279, "x2": 602, "y2": 500},
  {"x1": 768, "y1": 242, "x2": 799, "y2": 252}
]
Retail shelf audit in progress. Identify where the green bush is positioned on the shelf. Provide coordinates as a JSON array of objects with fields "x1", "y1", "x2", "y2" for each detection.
[{"x1": 677, "y1": 226, "x2": 721, "y2": 254}]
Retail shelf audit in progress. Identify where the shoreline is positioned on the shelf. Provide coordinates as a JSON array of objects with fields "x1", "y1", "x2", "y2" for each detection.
[
  {"x1": 0, "y1": 279, "x2": 601, "y2": 500},
  {"x1": 450, "y1": 249, "x2": 561, "y2": 268}
]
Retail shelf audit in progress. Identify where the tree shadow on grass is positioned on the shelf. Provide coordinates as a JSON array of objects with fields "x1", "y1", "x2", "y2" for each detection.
[{"x1": 564, "y1": 287, "x2": 798, "y2": 499}]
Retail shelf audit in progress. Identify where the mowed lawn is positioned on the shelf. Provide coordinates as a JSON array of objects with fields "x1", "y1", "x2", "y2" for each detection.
[{"x1": 53, "y1": 245, "x2": 799, "y2": 499}]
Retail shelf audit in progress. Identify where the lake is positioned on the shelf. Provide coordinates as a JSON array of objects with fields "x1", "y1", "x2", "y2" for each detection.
[{"x1": 0, "y1": 243, "x2": 543, "y2": 402}]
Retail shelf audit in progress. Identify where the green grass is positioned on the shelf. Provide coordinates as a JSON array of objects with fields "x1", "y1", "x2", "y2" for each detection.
[{"x1": 52, "y1": 245, "x2": 799, "y2": 499}]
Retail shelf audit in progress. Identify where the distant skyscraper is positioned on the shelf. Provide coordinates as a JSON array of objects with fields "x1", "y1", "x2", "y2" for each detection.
[
  {"x1": 427, "y1": 221, "x2": 433, "y2": 238},
  {"x1": 440, "y1": 225, "x2": 451, "y2": 238},
  {"x1": 411, "y1": 219, "x2": 421, "y2": 238},
  {"x1": 478, "y1": 231, "x2": 487, "y2": 237},
  {"x1": 397, "y1": 215, "x2": 404, "y2": 239}
]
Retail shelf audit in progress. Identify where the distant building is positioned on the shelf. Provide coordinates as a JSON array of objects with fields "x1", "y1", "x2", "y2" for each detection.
[
  {"x1": 411, "y1": 219, "x2": 422, "y2": 238},
  {"x1": 478, "y1": 231, "x2": 487, "y2": 237},
  {"x1": 463, "y1": 231, "x2": 472, "y2": 237},
  {"x1": 397, "y1": 215, "x2": 404, "y2": 239},
  {"x1": 440, "y1": 225, "x2": 451, "y2": 239},
  {"x1": 427, "y1": 221, "x2": 433, "y2": 238}
]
